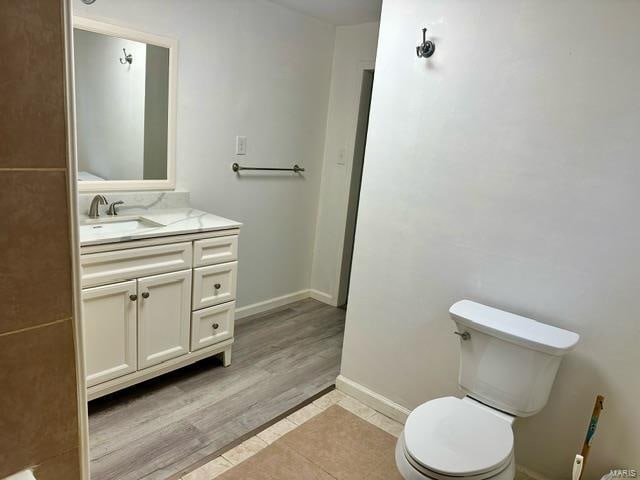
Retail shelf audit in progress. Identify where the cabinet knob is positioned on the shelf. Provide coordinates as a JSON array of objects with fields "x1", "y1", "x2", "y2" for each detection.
[
  {"x1": 212, "y1": 323, "x2": 219, "y2": 330},
  {"x1": 214, "y1": 283, "x2": 221, "y2": 290},
  {"x1": 129, "y1": 294, "x2": 138, "y2": 301},
  {"x1": 142, "y1": 291, "x2": 150, "y2": 299}
]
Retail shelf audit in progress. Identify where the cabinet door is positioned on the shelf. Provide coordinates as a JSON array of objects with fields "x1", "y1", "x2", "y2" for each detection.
[
  {"x1": 137, "y1": 269, "x2": 192, "y2": 369},
  {"x1": 82, "y1": 281, "x2": 137, "y2": 387}
]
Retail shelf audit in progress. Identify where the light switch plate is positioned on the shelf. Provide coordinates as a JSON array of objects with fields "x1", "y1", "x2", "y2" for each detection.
[{"x1": 235, "y1": 136, "x2": 247, "y2": 155}]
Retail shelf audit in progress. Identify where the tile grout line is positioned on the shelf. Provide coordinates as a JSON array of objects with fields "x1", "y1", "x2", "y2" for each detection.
[
  {"x1": 31, "y1": 444, "x2": 81, "y2": 472},
  {"x1": 0, "y1": 317, "x2": 72, "y2": 338},
  {"x1": 0, "y1": 167, "x2": 67, "y2": 172}
]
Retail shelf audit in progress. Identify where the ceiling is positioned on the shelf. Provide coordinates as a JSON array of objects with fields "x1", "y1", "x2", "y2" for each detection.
[{"x1": 268, "y1": 0, "x2": 382, "y2": 26}]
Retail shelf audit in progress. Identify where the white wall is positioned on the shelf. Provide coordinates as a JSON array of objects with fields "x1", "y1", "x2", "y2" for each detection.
[
  {"x1": 73, "y1": 0, "x2": 336, "y2": 308},
  {"x1": 143, "y1": 44, "x2": 170, "y2": 180},
  {"x1": 74, "y1": 30, "x2": 147, "y2": 180},
  {"x1": 311, "y1": 22, "x2": 379, "y2": 304},
  {"x1": 341, "y1": 1, "x2": 640, "y2": 478}
]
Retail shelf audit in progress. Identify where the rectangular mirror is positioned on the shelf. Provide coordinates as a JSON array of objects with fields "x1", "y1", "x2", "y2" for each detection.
[{"x1": 73, "y1": 18, "x2": 177, "y2": 191}]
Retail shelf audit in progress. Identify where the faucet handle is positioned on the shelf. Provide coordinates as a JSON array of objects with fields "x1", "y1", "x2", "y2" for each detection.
[{"x1": 107, "y1": 200, "x2": 125, "y2": 216}]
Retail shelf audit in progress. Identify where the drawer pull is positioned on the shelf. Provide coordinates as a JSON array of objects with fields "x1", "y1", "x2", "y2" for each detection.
[
  {"x1": 129, "y1": 294, "x2": 138, "y2": 301},
  {"x1": 212, "y1": 323, "x2": 220, "y2": 330},
  {"x1": 214, "y1": 283, "x2": 221, "y2": 290},
  {"x1": 141, "y1": 292, "x2": 150, "y2": 299}
]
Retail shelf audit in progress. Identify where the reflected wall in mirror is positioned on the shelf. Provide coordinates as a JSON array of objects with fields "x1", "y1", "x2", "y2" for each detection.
[{"x1": 73, "y1": 18, "x2": 177, "y2": 191}]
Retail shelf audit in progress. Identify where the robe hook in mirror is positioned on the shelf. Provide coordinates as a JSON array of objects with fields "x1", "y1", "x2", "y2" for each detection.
[
  {"x1": 416, "y1": 27, "x2": 435, "y2": 58},
  {"x1": 120, "y1": 48, "x2": 133, "y2": 65}
]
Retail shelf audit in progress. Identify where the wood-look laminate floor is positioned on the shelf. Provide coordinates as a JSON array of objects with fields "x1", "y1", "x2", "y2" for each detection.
[{"x1": 88, "y1": 299, "x2": 345, "y2": 480}]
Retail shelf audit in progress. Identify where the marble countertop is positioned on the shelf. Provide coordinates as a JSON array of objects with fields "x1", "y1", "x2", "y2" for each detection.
[{"x1": 79, "y1": 208, "x2": 242, "y2": 246}]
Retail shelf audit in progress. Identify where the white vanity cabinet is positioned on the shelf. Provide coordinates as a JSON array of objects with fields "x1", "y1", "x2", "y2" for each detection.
[{"x1": 80, "y1": 229, "x2": 239, "y2": 400}]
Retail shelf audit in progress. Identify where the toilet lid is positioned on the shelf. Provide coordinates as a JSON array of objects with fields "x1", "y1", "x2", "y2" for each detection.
[{"x1": 404, "y1": 397, "x2": 514, "y2": 477}]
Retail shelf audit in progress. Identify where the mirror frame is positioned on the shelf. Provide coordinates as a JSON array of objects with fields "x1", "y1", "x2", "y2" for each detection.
[{"x1": 73, "y1": 17, "x2": 178, "y2": 192}]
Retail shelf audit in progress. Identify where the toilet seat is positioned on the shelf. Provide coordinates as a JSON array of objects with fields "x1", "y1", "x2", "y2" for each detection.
[{"x1": 403, "y1": 397, "x2": 514, "y2": 478}]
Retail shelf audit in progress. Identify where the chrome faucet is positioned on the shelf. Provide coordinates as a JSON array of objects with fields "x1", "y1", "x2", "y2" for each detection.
[
  {"x1": 107, "y1": 201, "x2": 125, "y2": 216},
  {"x1": 88, "y1": 195, "x2": 108, "y2": 218}
]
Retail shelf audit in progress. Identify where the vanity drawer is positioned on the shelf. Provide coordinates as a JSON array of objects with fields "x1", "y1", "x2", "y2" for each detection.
[
  {"x1": 81, "y1": 242, "x2": 193, "y2": 288},
  {"x1": 192, "y1": 262, "x2": 237, "y2": 309},
  {"x1": 193, "y1": 235, "x2": 238, "y2": 267},
  {"x1": 191, "y1": 301, "x2": 235, "y2": 351}
]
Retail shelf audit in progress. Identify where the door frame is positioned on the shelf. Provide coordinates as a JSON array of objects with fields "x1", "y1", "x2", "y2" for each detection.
[
  {"x1": 336, "y1": 68, "x2": 375, "y2": 307},
  {"x1": 329, "y1": 60, "x2": 375, "y2": 307},
  {"x1": 63, "y1": 0, "x2": 91, "y2": 477}
]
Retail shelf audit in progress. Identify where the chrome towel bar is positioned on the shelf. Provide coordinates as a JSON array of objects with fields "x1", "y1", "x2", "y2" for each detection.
[{"x1": 232, "y1": 163, "x2": 305, "y2": 173}]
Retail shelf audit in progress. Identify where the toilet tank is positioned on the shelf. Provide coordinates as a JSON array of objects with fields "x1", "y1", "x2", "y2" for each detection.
[{"x1": 449, "y1": 300, "x2": 579, "y2": 417}]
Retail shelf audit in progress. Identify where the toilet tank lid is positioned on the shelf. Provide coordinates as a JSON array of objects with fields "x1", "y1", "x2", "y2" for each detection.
[{"x1": 449, "y1": 300, "x2": 579, "y2": 356}]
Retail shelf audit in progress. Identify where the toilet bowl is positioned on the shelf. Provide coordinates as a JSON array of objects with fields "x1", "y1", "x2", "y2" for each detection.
[
  {"x1": 396, "y1": 396, "x2": 515, "y2": 480},
  {"x1": 395, "y1": 300, "x2": 580, "y2": 480},
  {"x1": 396, "y1": 437, "x2": 516, "y2": 480}
]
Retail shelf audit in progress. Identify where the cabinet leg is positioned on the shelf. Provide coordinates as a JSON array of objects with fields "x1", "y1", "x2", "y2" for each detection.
[{"x1": 222, "y1": 347, "x2": 232, "y2": 367}]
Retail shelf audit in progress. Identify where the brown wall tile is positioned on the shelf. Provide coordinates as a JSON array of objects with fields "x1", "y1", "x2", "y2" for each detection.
[
  {"x1": 34, "y1": 448, "x2": 81, "y2": 480},
  {"x1": 1, "y1": 0, "x2": 81, "y2": 477},
  {"x1": 0, "y1": 0, "x2": 67, "y2": 168},
  {"x1": 0, "y1": 319, "x2": 79, "y2": 478},
  {"x1": 0, "y1": 170, "x2": 73, "y2": 334}
]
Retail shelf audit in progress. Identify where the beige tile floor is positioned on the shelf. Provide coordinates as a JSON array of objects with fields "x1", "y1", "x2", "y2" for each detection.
[
  {"x1": 182, "y1": 390, "x2": 404, "y2": 480},
  {"x1": 182, "y1": 389, "x2": 539, "y2": 480}
]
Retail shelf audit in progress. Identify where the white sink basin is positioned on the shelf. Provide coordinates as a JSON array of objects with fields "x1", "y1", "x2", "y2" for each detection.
[{"x1": 80, "y1": 216, "x2": 164, "y2": 235}]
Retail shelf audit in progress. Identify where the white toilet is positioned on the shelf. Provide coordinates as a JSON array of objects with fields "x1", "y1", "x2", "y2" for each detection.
[{"x1": 396, "y1": 300, "x2": 579, "y2": 480}]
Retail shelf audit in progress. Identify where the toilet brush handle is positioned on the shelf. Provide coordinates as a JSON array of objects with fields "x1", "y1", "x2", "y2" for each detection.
[{"x1": 578, "y1": 394, "x2": 605, "y2": 479}]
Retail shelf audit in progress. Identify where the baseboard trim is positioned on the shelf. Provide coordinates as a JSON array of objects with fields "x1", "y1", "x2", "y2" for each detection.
[
  {"x1": 235, "y1": 290, "x2": 312, "y2": 319},
  {"x1": 309, "y1": 289, "x2": 338, "y2": 306},
  {"x1": 336, "y1": 374, "x2": 411, "y2": 423},
  {"x1": 235, "y1": 288, "x2": 341, "y2": 320}
]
